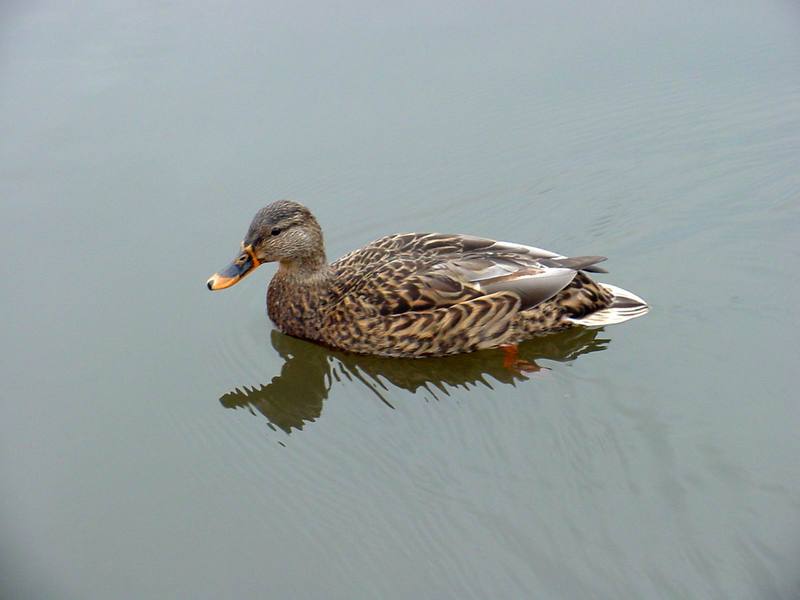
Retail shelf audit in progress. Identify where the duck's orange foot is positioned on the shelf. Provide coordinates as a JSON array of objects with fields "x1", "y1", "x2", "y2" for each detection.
[{"x1": 499, "y1": 344, "x2": 548, "y2": 373}]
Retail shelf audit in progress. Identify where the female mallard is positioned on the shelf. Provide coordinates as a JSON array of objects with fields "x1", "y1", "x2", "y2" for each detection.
[{"x1": 207, "y1": 200, "x2": 648, "y2": 358}]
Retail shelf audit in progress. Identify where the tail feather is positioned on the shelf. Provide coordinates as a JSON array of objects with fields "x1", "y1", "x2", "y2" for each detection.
[{"x1": 567, "y1": 283, "x2": 649, "y2": 327}]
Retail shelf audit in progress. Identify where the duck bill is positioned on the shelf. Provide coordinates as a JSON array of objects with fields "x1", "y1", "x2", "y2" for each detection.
[{"x1": 207, "y1": 252, "x2": 259, "y2": 291}]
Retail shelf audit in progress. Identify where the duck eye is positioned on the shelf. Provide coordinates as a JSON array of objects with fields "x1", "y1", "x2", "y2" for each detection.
[{"x1": 271, "y1": 227, "x2": 281, "y2": 236}]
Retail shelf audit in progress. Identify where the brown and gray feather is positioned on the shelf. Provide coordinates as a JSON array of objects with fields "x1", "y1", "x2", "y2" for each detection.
[{"x1": 268, "y1": 230, "x2": 614, "y2": 357}]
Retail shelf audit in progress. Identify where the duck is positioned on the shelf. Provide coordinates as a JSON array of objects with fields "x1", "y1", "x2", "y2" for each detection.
[{"x1": 207, "y1": 200, "x2": 648, "y2": 358}]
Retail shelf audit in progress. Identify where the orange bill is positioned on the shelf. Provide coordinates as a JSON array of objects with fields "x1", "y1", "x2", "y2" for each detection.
[{"x1": 207, "y1": 245, "x2": 261, "y2": 290}]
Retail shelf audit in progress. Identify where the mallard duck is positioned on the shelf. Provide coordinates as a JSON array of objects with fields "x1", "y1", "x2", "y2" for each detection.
[{"x1": 207, "y1": 200, "x2": 648, "y2": 358}]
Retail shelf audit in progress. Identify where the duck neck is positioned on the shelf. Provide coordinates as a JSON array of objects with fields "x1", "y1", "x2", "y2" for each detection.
[
  {"x1": 267, "y1": 253, "x2": 332, "y2": 340},
  {"x1": 275, "y1": 252, "x2": 330, "y2": 286}
]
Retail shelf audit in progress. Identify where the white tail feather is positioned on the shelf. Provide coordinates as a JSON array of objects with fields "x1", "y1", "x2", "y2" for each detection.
[{"x1": 567, "y1": 283, "x2": 649, "y2": 327}]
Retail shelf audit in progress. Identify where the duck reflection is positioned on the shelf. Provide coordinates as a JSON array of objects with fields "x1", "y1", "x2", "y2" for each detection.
[{"x1": 220, "y1": 328, "x2": 609, "y2": 433}]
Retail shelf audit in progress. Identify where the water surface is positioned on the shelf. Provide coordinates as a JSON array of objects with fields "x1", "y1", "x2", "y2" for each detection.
[{"x1": 2, "y1": 1, "x2": 799, "y2": 598}]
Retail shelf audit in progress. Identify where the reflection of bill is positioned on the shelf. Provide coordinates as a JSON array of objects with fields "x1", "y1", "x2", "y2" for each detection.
[{"x1": 220, "y1": 328, "x2": 610, "y2": 434}]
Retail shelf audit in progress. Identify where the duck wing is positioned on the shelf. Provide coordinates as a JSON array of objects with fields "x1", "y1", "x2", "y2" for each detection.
[
  {"x1": 333, "y1": 233, "x2": 605, "y2": 314},
  {"x1": 431, "y1": 257, "x2": 578, "y2": 311},
  {"x1": 335, "y1": 233, "x2": 607, "y2": 274},
  {"x1": 409, "y1": 234, "x2": 607, "y2": 311}
]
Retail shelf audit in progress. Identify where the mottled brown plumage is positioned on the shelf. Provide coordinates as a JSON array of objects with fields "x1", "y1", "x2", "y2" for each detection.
[{"x1": 207, "y1": 200, "x2": 649, "y2": 357}]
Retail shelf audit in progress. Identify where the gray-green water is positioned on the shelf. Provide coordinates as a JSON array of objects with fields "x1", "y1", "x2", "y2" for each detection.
[{"x1": 2, "y1": 1, "x2": 799, "y2": 598}]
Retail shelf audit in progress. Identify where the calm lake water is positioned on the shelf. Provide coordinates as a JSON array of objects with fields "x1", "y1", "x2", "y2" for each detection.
[{"x1": 2, "y1": 1, "x2": 799, "y2": 598}]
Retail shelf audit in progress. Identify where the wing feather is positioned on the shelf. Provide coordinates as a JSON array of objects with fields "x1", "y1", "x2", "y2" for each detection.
[
  {"x1": 477, "y1": 267, "x2": 577, "y2": 310},
  {"x1": 331, "y1": 232, "x2": 601, "y2": 318}
]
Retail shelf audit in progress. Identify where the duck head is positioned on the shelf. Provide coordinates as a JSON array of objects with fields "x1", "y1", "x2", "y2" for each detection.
[{"x1": 207, "y1": 200, "x2": 326, "y2": 290}]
